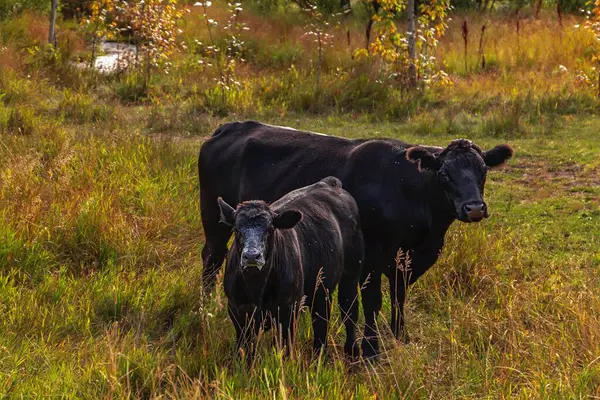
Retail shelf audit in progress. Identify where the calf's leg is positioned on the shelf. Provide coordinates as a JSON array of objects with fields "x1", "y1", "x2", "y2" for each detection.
[
  {"x1": 229, "y1": 306, "x2": 260, "y2": 362},
  {"x1": 273, "y1": 305, "x2": 297, "y2": 353},
  {"x1": 389, "y1": 276, "x2": 409, "y2": 344},
  {"x1": 361, "y1": 270, "x2": 382, "y2": 360},
  {"x1": 311, "y1": 286, "x2": 333, "y2": 356},
  {"x1": 338, "y1": 272, "x2": 360, "y2": 360}
]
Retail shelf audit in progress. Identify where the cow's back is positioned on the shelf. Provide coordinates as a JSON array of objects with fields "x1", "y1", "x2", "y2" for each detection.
[
  {"x1": 272, "y1": 178, "x2": 363, "y2": 293},
  {"x1": 199, "y1": 121, "x2": 355, "y2": 205},
  {"x1": 199, "y1": 120, "x2": 431, "y2": 259}
]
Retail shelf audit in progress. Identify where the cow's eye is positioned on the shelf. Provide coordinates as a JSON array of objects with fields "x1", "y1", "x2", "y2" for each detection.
[{"x1": 438, "y1": 170, "x2": 449, "y2": 181}]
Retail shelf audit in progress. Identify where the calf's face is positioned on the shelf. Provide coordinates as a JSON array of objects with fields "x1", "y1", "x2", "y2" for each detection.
[
  {"x1": 217, "y1": 199, "x2": 303, "y2": 270},
  {"x1": 406, "y1": 139, "x2": 513, "y2": 223}
]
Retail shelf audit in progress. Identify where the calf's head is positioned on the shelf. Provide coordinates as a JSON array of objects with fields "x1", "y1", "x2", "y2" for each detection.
[
  {"x1": 217, "y1": 198, "x2": 303, "y2": 270},
  {"x1": 406, "y1": 139, "x2": 513, "y2": 223}
]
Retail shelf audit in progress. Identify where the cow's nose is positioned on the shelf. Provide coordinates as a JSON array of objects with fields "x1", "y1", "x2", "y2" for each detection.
[
  {"x1": 242, "y1": 249, "x2": 261, "y2": 265},
  {"x1": 463, "y1": 203, "x2": 487, "y2": 221}
]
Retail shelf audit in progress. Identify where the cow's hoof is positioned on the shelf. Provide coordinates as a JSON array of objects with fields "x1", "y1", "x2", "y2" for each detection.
[
  {"x1": 344, "y1": 343, "x2": 360, "y2": 362},
  {"x1": 399, "y1": 331, "x2": 411, "y2": 344},
  {"x1": 361, "y1": 339, "x2": 380, "y2": 362}
]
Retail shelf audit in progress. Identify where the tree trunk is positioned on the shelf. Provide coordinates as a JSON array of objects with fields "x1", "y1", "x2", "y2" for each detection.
[
  {"x1": 534, "y1": 0, "x2": 542, "y2": 18},
  {"x1": 462, "y1": 19, "x2": 469, "y2": 73},
  {"x1": 407, "y1": 0, "x2": 417, "y2": 86},
  {"x1": 478, "y1": 24, "x2": 486, "y2": 70},
  {"x1": 48, "y1": 0, "x2": 58, "y2": 47},
  {"x1": 365, "y1": 17, "x2": 374, "y2": 49},
  {"x1": 597, "y1": 68, "x2": 600, "y2": 98},
  {"x1": 316, "y1": 31, "x2": 322, "y2": 96},
  {"x1": 557, "y1": 0, "x2": 563, "y2": 28}
]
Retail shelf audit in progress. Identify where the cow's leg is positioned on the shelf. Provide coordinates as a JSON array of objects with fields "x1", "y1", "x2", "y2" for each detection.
[
  {"x1": 201, "y1": 194, "x2": 232, "y2": 297},
  {"x1": 361, "y1": 269, "x2": 382, "y2": 360},
  {"x1": 275, "y1": 305, "x2": 296, "y2": 354},
  {"x1": 311, "y1": 286, "x2": 332, "y2": 356},
  {"x1": 338, "y1": 272, "x2": 360, "y2": 360},
  {"x1": 388, "y1": 240, "x2": 445, "y2": 342},
  {"x1": 229, "y1": 306, "x2": 258, "y2": 362},
  {"x1": 389, "y1": 273, "x2": 409, "y2": 344},
  {"x1": 228, "y1": 306, "x2": 244, "y2": 349}
]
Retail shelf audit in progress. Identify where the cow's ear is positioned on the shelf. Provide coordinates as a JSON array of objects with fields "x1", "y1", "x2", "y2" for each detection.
[
  {"x1": 483, "y1": 144, "x2": 514, "y2": 168},
  {"x1": 406, "y1": 146, "x2": 442, "y2": 171},
  {"x1": 273, "y1": 210, "x2": 302, "y2": 230},
  {"x1": 217, "y1": 197, "x2": 235, "y2": 226}
]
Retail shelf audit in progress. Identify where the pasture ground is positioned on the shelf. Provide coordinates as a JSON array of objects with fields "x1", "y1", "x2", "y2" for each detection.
[
  {"x1": 1, "y1": 4, "x2": 600, "y2": 398},
  {"x1": 1, "y1": 106, "x2": 599, "y2": 398}
]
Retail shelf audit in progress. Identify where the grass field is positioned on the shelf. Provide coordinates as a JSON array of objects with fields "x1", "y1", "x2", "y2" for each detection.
[
  {"x1": 1, "y1": 2, "x2": 600, "y2": 398},
  {"x1": 1, "y1": 107, "x2": 599, "y2": 397}
]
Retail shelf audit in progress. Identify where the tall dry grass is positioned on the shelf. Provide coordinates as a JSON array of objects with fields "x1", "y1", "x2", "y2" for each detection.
[{"x1": 0, "y1": 4, "x2": 599, "y2": 397}]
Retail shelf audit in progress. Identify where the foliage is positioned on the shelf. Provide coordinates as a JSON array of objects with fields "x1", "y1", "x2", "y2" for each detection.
[
  {"x1": 79, "y1": 0, "x2": 117, "y2": 69},
  {"x1": 291, "y1": 0, "x2": 348, "y2": 12},
  {"x1": 0, "y1": 0, "x2": 49, "y2": 21},
  {"x1": 578, "y1": 0, "x2": 600, "y2": 95},
  {"x1": 115, "y1": 0, "x2": 188, "y2": 76},
  {"x1": 561, "y1": 0, "x2": 591, "y2": 13},
  {"x1": 193, "y1": 1, "x2": 249, "y2": 107},
  {"x1": 358, "y1": 0, "x2": 453, "y2": 88},
  {"x1": 302, "y1": 6, "x2": 337, "y2": 96},
  {"x1": 78, "y1": 0, "x2": 187, "y2": 93}
]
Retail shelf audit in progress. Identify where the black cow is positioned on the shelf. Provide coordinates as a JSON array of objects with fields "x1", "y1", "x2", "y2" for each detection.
[
  {"x1": 199, "y1": 121, "x2": 513, "y2": 359},
  {"x1": 218, "y1": 177, "x2": 364, "y2": 359}
]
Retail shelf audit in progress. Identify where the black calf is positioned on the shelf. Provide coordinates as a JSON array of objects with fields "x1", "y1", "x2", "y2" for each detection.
[{"x1": 218, "y1": 177, "x2": 364, "y2": 359}]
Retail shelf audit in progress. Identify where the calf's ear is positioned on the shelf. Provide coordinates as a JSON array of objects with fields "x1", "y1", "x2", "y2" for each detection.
[
  {"x1": 273, "y1": 210, "x2": 302, "y2": 230},
  {"x1": 405, "y1": 146, "x2": 442, "y2": 171},
  {"x1": 483, "y1": 144, "x2": 514, "y2": 168},
  {"x1": 217, "y1": 197, "x2": 235, "y2": 226}
]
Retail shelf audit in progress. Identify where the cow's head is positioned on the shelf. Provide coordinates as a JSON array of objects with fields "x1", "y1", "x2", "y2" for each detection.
[
  {"x1": 217, "y1": 198, "x2": 303, "y2": 270},
  {"x1": 406, "y1": 139, "x2": 513, "y2": 223}
]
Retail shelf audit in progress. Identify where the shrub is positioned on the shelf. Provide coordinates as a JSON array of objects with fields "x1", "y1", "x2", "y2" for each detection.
[
  {"x1": 59, "y1": 91, "x2": 112, "y2": 124},
  {"x1": 0, "y1": 70, "x2": 34, "y2": 105},
  {"x1": 0, "y1": 11, "x2": 48, "y2": 47},
  {"x1": 0, "y1": 0, "x2": 49, "y2": 21},
  {"x1": 3, "y1": 106, "x2": 37, "y2": 135},
  {"x1": 115, "y1": 73, "x2": 148, "y2": 103},
  {"x1": 245, "y1": 39, "x2": 304, "y2": 68}
]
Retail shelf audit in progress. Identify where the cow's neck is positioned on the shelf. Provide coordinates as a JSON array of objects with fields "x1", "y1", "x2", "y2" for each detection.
[
  {"x1": 242, "y1": 266, "x2": 272, "y2": 307},
  {"x1": 244, "y1": 233, "x2": 286, "y2": 307},
  {"x1": 428, "y1": 178, "x2": 457, "y2": 232},
  {"x1": 413, "y1": 171, "x2": 456, "y2": 231}
]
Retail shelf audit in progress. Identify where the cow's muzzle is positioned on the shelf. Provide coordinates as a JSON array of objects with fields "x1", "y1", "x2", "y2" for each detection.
[
  {"x1": 462, "y1": 202, "x2": 489, "y2": 222},
  {"x1": 241, "y1": 249, "x2": 266, "y2": 270}
]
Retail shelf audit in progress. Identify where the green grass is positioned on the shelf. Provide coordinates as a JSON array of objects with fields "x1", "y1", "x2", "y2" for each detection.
[
  {"x1": 0, "y1": 4, "x2": 599, "y2": 398},
  {"x1": 0, "y1": 96, "x2": 599, "y2": 397}
]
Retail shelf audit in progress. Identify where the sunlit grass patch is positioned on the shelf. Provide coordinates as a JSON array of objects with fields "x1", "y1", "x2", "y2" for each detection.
[{"x1": 58, "y1": 90, "x2": 112, "y2": 124}]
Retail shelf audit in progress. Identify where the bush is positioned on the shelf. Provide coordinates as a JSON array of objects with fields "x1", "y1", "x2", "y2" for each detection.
[
  {"x1": 2, "y1": 106, "x2": 37, "y2": 135},
  {"x1": 245, "y1": 0, "x2": 289, "y2": 14},
  {"x1": 0, "y1": 0, "x2": 49, "y2": 21},
  {"x1": 0, "y1": 70, "x2": 33, "y2": 105},
  {"x1": 0, "y1": 12, "x2": 48, "y2": 46},
  {"x1": 558, "y1": 0, "x2": 589, "y2": 13},
  {"x1": 246, "y1": 39, "x2": 304, "y2": 68},
  {"x1": 115, "y1": 73, "x2": 148, "y2": 103},
  {"x1": 59, "y1": 91, "x2": 112, "y2": 124}
]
